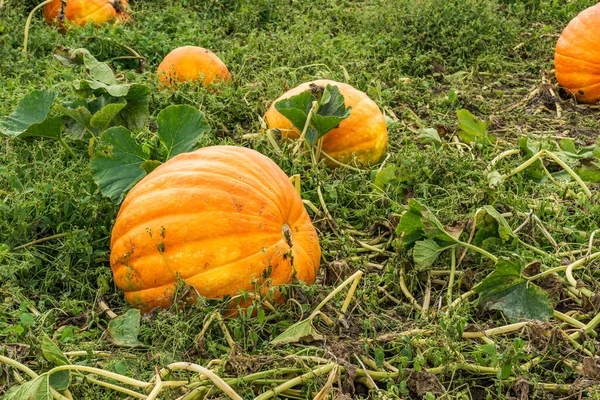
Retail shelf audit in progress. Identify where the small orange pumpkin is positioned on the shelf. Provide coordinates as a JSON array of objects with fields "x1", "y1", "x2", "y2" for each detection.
[
  {"x1": 265, "y1": 80, "x2": 388, "y2": 166},
  {"x1": 43, "y1": 0, "x2": 130, "y2": 27},
  {"x1": 110, "y1": 146, "x2": 321, "y2": 313},
  {"x1": 157, "y1": 46, "x2": 231, "y2": 89},
  {"x1": 554, "y1": 3, "x2": 600, "y2": 104}
]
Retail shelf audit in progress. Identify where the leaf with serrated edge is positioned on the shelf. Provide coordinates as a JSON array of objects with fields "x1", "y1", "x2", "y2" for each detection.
[
  {"x1": 482, "y1": 205, "x2": 516, "y2": 241},
  {"x1": 56, "y1": 104, "x2": 92, "y2": 139},
  {"x1": 108, "y1": 309, "x2": 143, "y2": 347},
  {"x1": 41, "y1": 336, "x2": 70, "y2": 391},
  {"x1": 91, "y1": 127, "x2": 149, "y2": 203},
  {"x1": 475, "y1": 259, "x2": 553, "y2": 322},
  {"x1": 413, "y1": 239, "x2": 455, "y2": 270},
  {"x1": 0, "y1": 90, "x2": 58, "y2": 137},
  {"x1": 418, "y1": 128, "x2": 442, "y2": 149},
  {"x1": 157, "y1": 105, "x2": 210, "y2": 159},
  {"x1": 480, "y1": 281, "x2": 553, "y2": 322},
  {"x1": 3, "y1": 374, "x2": 52, "y2": 400},
  {"x1": 274, "y1": 91, "x2": 314, "y2": 133},
  {"x1": 456, "y1": 109, "x2": 492, "y2": 145},
  {"x1": 82, "y1": 52, "x2": 118, "y2": 85},
  {"x1": 270, "y1": 318, "x2": 323, "y2": 346},
  {"x1": 90, "y1": 101, "x2": 127, "y2": 131}
]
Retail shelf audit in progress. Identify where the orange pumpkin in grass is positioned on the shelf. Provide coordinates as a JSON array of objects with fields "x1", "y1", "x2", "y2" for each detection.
[
  {"x1": 554, "y1": 3, "x2": 600, "y2": 104},
  {"x1": 110, "y1": 146, "x2": 321, "y2": 313},
  {"x1": 43, "y1": 0, "x2": 130, "y2": 27},
  {"x1": 157, "y1": 46, "x2": 230, "y2": 89},
  {"x1": 265, "y1": 80, "x2": 388, "y2": 166}
]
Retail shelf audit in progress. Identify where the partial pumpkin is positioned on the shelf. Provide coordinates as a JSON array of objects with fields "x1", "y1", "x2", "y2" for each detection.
[
  {"x1": 157, "y1": 46, "x2": 230, "y2": 89},
  {"x1": 265, "y1": 79, "x2": 388, "y2": 166},
  {"x1": 110, "y1": 146, "x2": 321, "y2": 313},
  {"x1": 554, "y1": 3, "x2": 600, "y2": 104},
  {"x1": 43, "y1": 0, "x2": 130, "y2": 27}
]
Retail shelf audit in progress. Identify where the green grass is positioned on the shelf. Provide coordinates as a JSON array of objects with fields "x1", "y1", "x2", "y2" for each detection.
[{"x1": 1, "y1": 0, "x2": 600, "y2": 399}]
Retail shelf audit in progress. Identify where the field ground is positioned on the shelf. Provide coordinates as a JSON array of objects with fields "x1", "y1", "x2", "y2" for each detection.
[{"x1": 1, "y1": 0, "x2": 600, "y2": 399}]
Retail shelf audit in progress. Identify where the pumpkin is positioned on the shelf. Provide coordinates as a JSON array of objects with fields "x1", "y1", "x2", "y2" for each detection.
[
  {"x1": 157, "y1": 46, "x2": 231, "y2": 89},
  {"x1": 110, "y1": 146, "x2": 321, "y2": 312},
  {"x1": 265, "y1": 80, "x2": 388, "y2": 166},
  {"x1": 554, "y1": 3, "x2": 600, "y2": 104},
  {"x1": 43, "y1": 0, "x2": 130, "y2": 27}
]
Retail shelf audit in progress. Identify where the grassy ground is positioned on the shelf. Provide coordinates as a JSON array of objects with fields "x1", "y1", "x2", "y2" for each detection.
[{"x1": 1, "y1": 0, "x2": 600, "y2": 398}]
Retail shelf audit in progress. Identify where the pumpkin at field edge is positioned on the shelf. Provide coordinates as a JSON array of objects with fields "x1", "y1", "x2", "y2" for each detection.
[
  {"x1": 110, "y1": 146, "x2": 321, "y2": 313},
  {"x1": 264, "y1": 79, "x2": 388, "y2": 167},
  {"x1": 157, "y1": 46, "x2": 231, "y2": 89},
  {"x1": 43, "y1": 0, "x2": 130, "y2": 28},
  {"x1": 554, "y1": 2, "x2": 600, "y2": 104}
]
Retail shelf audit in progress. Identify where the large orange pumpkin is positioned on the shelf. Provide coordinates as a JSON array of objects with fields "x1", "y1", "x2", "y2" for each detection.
[
  {"x1": 43, "y1": 0, "x2": 130, "y2": 27},
  {"x1": 157, "y1": 46, "x2": 231, "y2": 89},
  {"x1": 110, "y1": 146, "x2": 321, "y2": 312},
  {"x1": 265, "y1": 80, "x2": 388, "y2": 166},
  {"x1": 554, "y1": 3, "x2": 600, "y2": 104}
]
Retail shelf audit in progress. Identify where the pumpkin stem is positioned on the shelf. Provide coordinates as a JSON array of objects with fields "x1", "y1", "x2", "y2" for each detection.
[{"x1": 282, "y1": 223, "x2": 293, "y2": 247}]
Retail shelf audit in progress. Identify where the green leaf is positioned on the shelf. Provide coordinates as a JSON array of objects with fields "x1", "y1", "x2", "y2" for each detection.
[
  {"x1": 41, "y1": 336, "x2": 70, "y2": 391},
  {"x1": 90, "y1": 127, "x2": 149, "y2": 203},
  {"x1": 274, "y1": 91, "x2": 314, "y2": 132},
  {"x1": 594, "y1": 141, "x2": 600, "y2": 159},
  {"x1": 417, "y1": 128, "x2": 442, "y2": 149},
  {"x1": 373, "y1": 165, "x2": 399, "y2": 189},
  {"x1": 310, "y1": 84, "x2": 351, "y2": 142},
  {"x1": 474, "y1": 259, "x2": 553, "y2": 322},
  {"x1": 56, "y1": 104, "x2": 92, "y2": 139},
  {"x1": 456, "y1": 109, "x2": 494, "y2": 145},
  {"x1": 117, "y1": 84, "x2": 151, "y2": 131},
  {"x1": 413, "y1": 239, "x2": 455, "y2": 270},
  {"x1": 108, "y1": 309, "x2": 143, "y2": 347},
  {"x1": 396, "y1": 200, "x2": 456, "y2": 248},
  {"x1": 487, "y1": 171, "x2": 503, "y2": 187},
  {"x1": 90, "y1": 101, "x2": 127, "y2": 131},
  {"x1": 75, "y1": 80, "x2": 130, "y2": 97},
  {"x1": 559, "y1": 138, "x2": 577, "y2": 154},
  {"x1": 82, "y1": 52, "x2": 118, "y2": 85},
  {"x1": 270, "y1": 318, "x2": 323, "y2": 346},
  {"x1": 482, "y1": 206, "x2": 516, "y2": 241},
  {"x1": 517, "y1": 137, "x2": 544, "y2": 180},
  {"x1": 3, "y1": 374, "x2": 52, "y2": 400},
  {"x1": 274, "y1": 84, "x2": 351, "y2": 146},
  {"x1": 575, "y1": 161, "x2": 600, "y2": 183},
  {"x1": 19, "y1": 117, "x2": 63, "y2": 140},
  {"x1": 157, "y1": 105, "x2": 210, "y2": 159},
  {"x1": 396, "y1": 199, "x2": 427, "y2": 248},
  {"x1": 474, "y1": 259, "x2": 523, "y2": 295},
  {"x1": 481, "y1": 281, "x2": 553, "y2": 322},
  {"x1": 0, "y1": 90, "x2": 58, "y2": 137}
]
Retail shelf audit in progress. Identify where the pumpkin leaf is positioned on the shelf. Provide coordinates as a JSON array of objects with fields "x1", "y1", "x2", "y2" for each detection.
[
  {"x1": 396, "y1": 199, "x2": 456, "y2": 249},
  {"x1": 474, "y1": 259, "x2": 553, "y2": 322},
  {"x1": 157, "y1": 105, "x2": 210, "y2": 159},
  {"x1": 115, "y1": 84, "x2": 151, "y2": 131},
  {"x1": 41, "y1": 336, "x2": 70, "y2": 391},
  {"x1": 274, "y1": 91, "x2": 314, "y2": 133},
  {"x1": 56, "y1": 104, "x2": 93, "y2": 139},
  {"x1": 90, "y1": 101, "x2": 127, "y2": 131},
  {"x1": 456, "y1": 109, "x2": 494, "y2": 145},
  {"x1": 3, "y1": 374, "x2": 52, "y2": 400},
  {"x1": 108, "y1": 309, "x2": 143, "y2": 347},
  {"x1": 66, "y1": 48, "x2": 118, "y2": 85},
  {"x1": 417, "y1": 128, "x2": 443, "y2": 149},
  {"x1": 481, "y1": 205, "x2": 517, "y2": 242},
  {"x1": 517, "y1": 137, "x2": 545, "y2": 180},
  {"x1": 90, "y1": 127, "x2": 149, "y2": 203},
  {"x1": 274, "y1": 84, "x2": 351, "y2": 146},
  {"x1": 413, "y1": 239, "x2": 455, "y2": 270},
  {"x1": 0, "y1": 90, "x2": 59, "y2": 138},
  {"x1": 270, "y1": 318, "x2": 323, "y2": 346}
]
